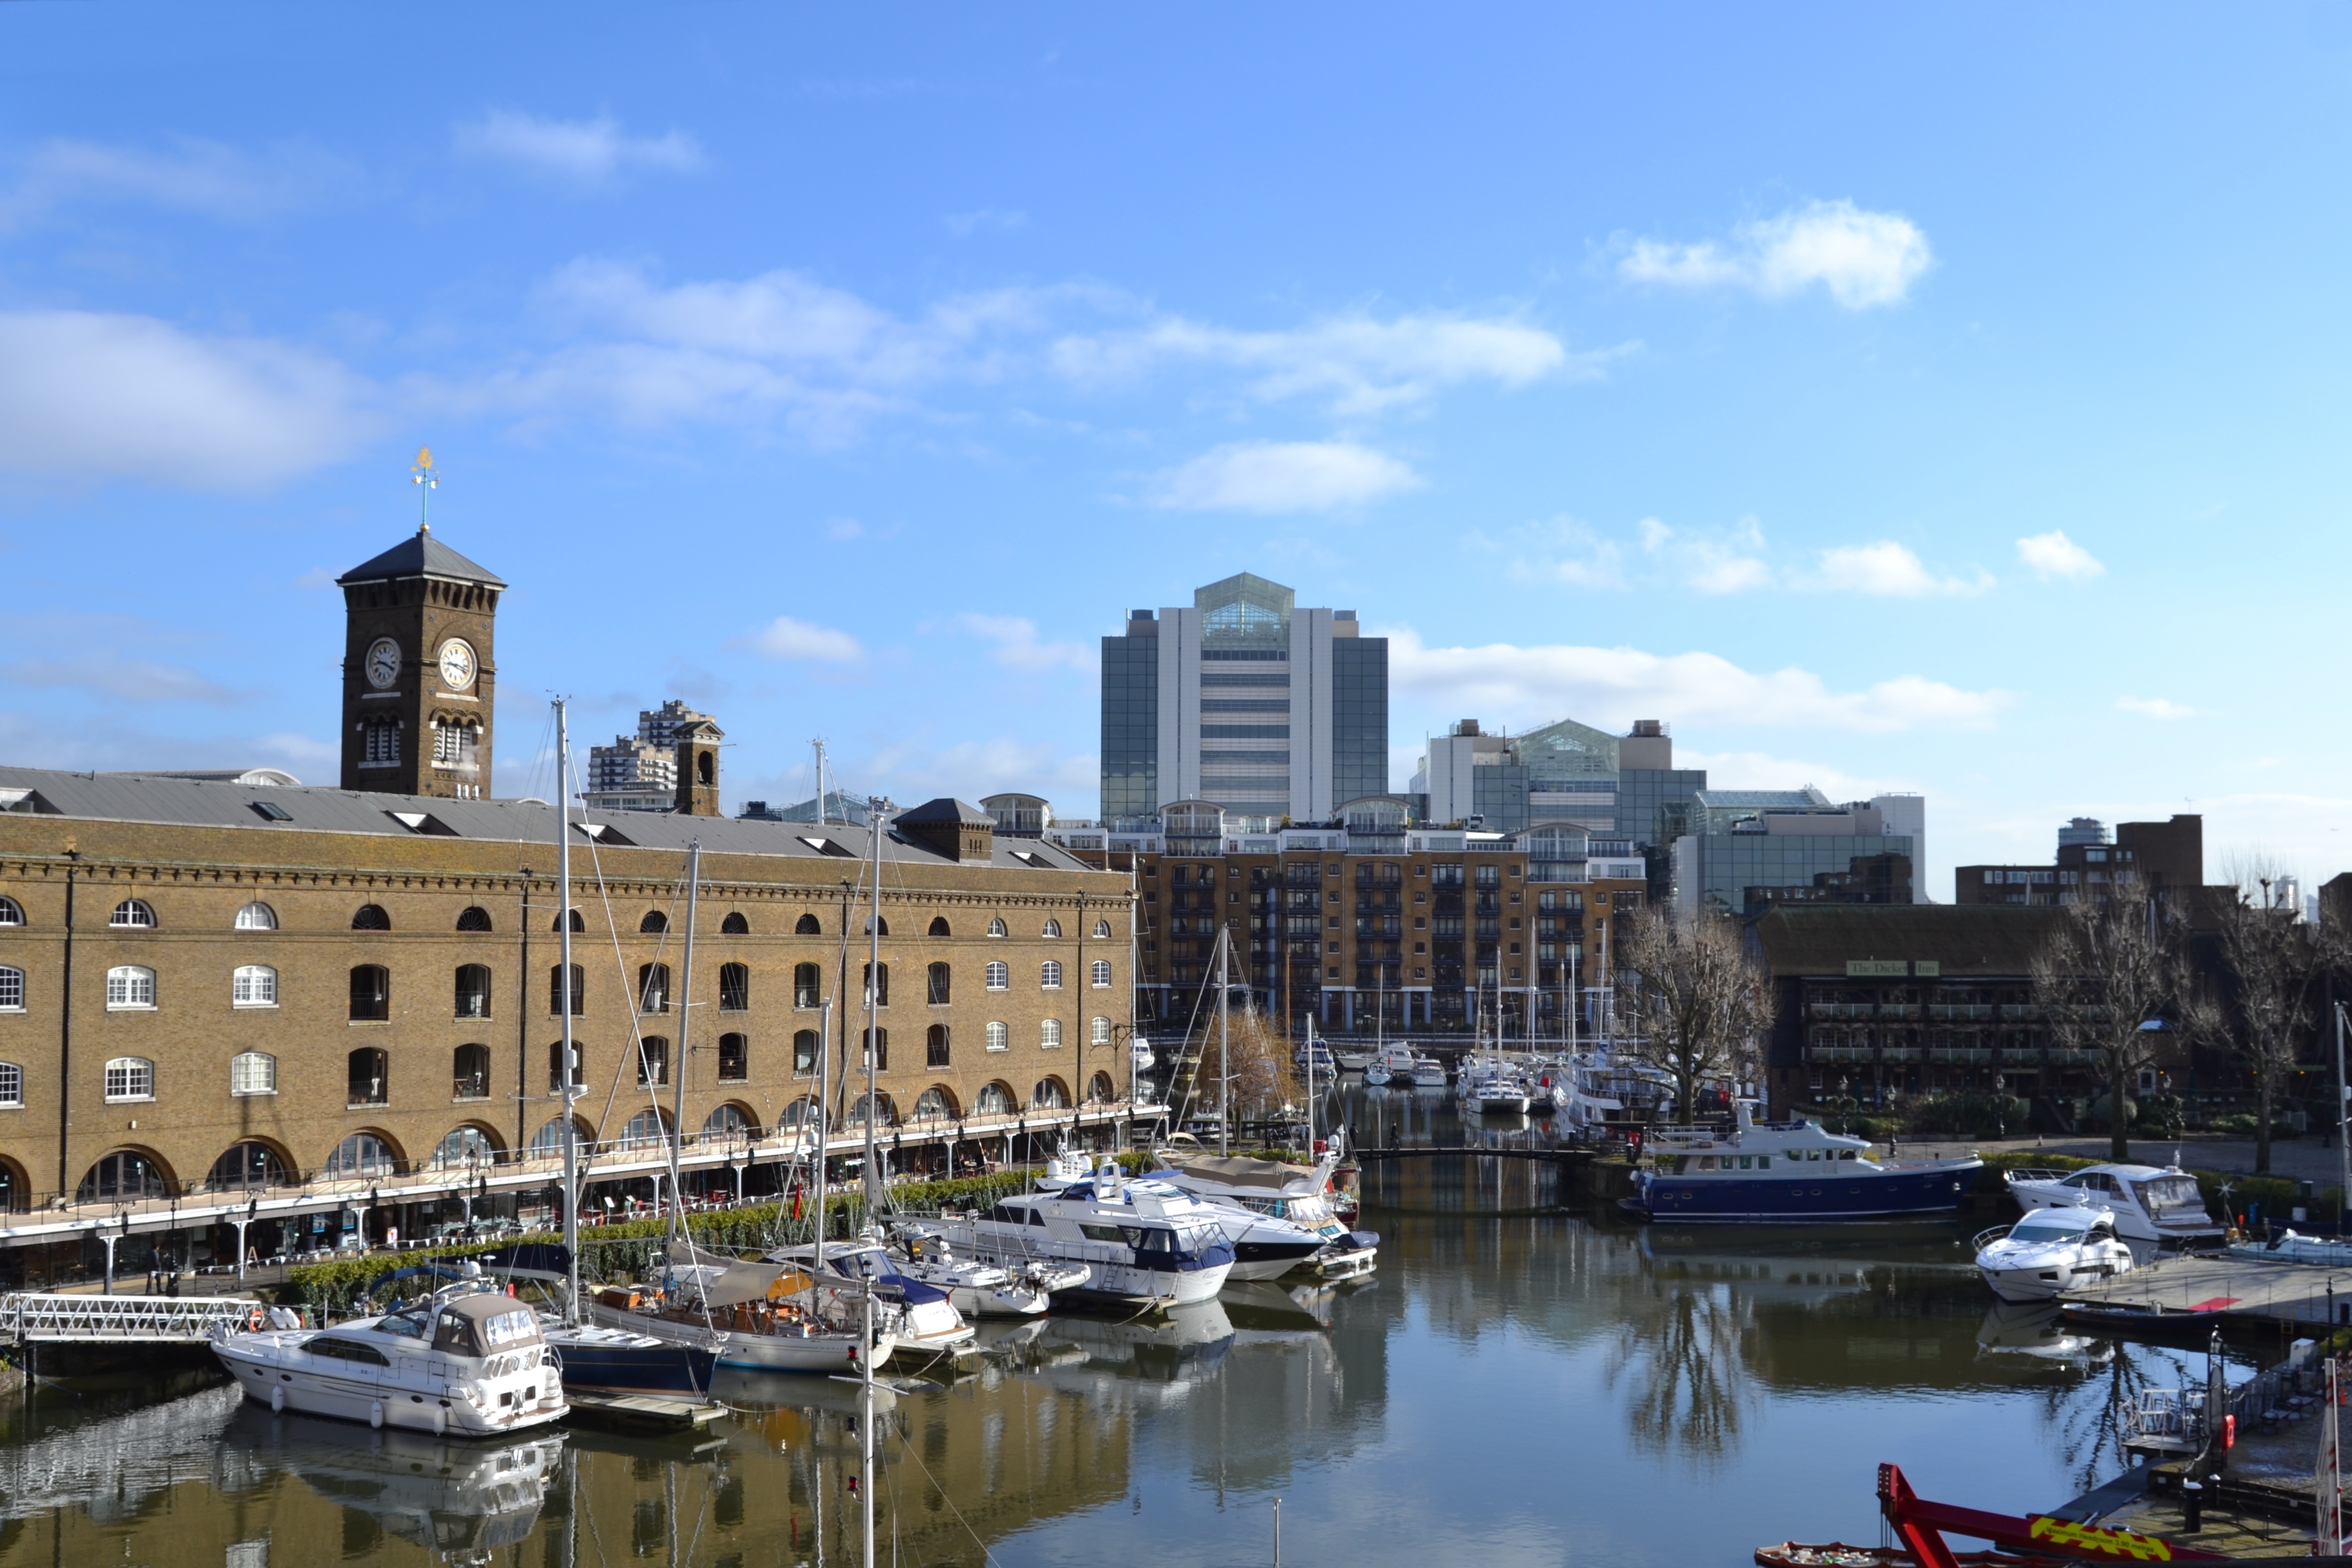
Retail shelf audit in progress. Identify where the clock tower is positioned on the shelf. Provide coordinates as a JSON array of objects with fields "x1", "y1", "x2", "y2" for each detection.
[{"x1": 336, "y1": 524, "x2": 506, "y2": 798}]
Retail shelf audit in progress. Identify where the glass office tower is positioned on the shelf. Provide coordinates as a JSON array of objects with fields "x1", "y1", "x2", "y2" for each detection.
[{"x1": 1099, "y1": 573, "x2": 1387, "y2": 822}]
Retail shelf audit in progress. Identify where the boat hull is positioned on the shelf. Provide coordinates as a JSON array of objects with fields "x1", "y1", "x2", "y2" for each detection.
[
  {"x1": 212, "y1": 1334, "x2": 565, "y2": 1436},
  {"x1": 581, "y1": 1302, "x2": 899, "y2": 1374},
  {"x1": 1627, "y1": 1163, "x2": 1979, "y2": 1222},
  {"x1": 545, "y1": 1331, "x2": 717, "y2": 1394}
]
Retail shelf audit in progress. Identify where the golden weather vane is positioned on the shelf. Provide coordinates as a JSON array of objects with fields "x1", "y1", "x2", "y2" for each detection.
[{"x1": 411, "y1": 446, "x2": 438, "y2": 533}]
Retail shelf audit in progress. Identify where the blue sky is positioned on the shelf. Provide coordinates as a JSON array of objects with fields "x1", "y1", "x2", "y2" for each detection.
[{"x1": 3, "y1": 5, "x2": 2347, "y2": 900}]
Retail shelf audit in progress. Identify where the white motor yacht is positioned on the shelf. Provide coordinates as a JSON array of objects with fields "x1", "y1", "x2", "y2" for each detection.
[
  {"x1": 763, "y1": 1239, "x2": 979, "y2": 1355},
  {"x1": 928, "y1": 1158, "x2": 1237, "y2": 1306},
  {"x1": 1363, "y1": 1045, "x2": 1444, "y2": 1088},
  {"x1": 1149, "y1": 1150, "x2": 1379, "y2": 1280},
  {"x1": 2003, "y1": 1163, "x2": 2225, "y2": 1249},
  {"x1": 212, "y1": 1283, "x2": 565, "y2": 1436},
  {"x1": 1973, "y1": 1207, "x2": 2138, "y2": 1303},
  {"x1": 1459, "y1": 1063, "x2": 1531, "y2": 1115},
  {"x1": 1332, "y1": 1044, "x2": 1377, "y2": 1073},
  {"x1": 890, "y1": 1224, "x2": 1064, "y2": 1315}
]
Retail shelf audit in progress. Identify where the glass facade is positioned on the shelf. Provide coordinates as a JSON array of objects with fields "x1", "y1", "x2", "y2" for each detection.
[
  {"x1": 1099, "y1": 630, "x2": 1158, "y2": 818},
  {"x1": 1332, "y1": 635, "x2": 1387, "y2": 809},
  {"x1": 1615, "y1": 768, "x2": 1707, "y2": 849},
  {"x1": 1695, "y1": 834, "x2": 1916, "y2": 915}
]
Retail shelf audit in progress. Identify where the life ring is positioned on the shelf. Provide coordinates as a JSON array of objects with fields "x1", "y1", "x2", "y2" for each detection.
[{"x1": 247, "y1": 1308, "x2": 265, "y2": 1333}]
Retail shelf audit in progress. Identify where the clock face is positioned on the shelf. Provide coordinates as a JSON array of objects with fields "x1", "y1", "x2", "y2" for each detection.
[
  {"x1": 364, "y1": 638, "x2": 401, "y2": 690},
  {"x1": 437, "y1": 639, "x2": 477, "y2": 691}
]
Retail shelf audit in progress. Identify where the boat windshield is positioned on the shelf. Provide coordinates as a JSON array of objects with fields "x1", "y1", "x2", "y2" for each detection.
[
  {"x1": 2135, "y1": 1176, "x2": 2207, "y2": 1216},
  {"x1": 2010, "y1": 1215, "x2": 2092, "y2": 1243}
]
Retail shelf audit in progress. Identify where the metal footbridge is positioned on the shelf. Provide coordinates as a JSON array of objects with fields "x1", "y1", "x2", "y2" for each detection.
[{"x1": 2, "y1": 1291, "x2": 264, "y2": 1345}]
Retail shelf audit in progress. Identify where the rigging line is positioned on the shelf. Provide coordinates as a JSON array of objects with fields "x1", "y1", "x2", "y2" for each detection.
[{"x1": 891, "y1": 1416, "x2": 1013, "y2": 1568}]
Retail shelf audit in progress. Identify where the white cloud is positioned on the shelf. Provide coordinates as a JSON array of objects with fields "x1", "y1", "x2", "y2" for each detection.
[
  {"x1": 0, "y1": 654, "x2": 240, "y2": 705},
  {"x1": 2116, "y1": 696, "x2": 2196, "y2": 721},
  {"x1": 1619, "y1": 200, "x2": 1933, "y2": 309},
  {"x1": 0, "y1": 310, "x2": 372, "y2": 489},
  {"x1": 1675, "y1": 748, "x2": 1906, "y2": 804},
  {"x1": 1508, "y1": 518, "x2": 1628, "y2": 590},
  {"x1": 944, "y1": 207, "x2": 1025, "y2": 236},
  {"x1": 953, "y1": 613, "x2": 1093, "y2": 673},
  {"x1": 1147, "y1": 441, "x2": 1422, "y2": 514},
  {"x1": 0, "y1": 136, "x2": 353, "y2": 227},
  {"x1": 1384, "y1": 626, "x2": 2011, "y2": 734},
  {"x1": 1811, "y1": 541, "x2": 1991, "y2": 597},
  {"x1": 824, "y1": 517, "x2": 865, "y2": 540},
  {"x1": 745, "y1": 616, "x2": 863, "y2": 663},
  {"x1": 2017, "y1": 529, "x2": 2104, "y2": 582},
  {"x1": 1637, "y1": 515, "x2": 1772, "y2": 593},
  {"x1": 453, "y1": 110, "x2": 702, "y2": 188}
]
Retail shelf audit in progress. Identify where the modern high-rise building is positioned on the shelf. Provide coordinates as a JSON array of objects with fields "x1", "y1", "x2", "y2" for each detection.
[{"x1": 1099, "y1": 573, "x2": 1387, "y2": 823}]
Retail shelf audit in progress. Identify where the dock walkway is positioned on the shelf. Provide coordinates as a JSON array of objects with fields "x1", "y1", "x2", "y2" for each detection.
[
  {"x1": 2, "y1": 1291, "x2": 262, "y2": 1345},
  {"x1": 2061, "y1": 1253, "x2": 2352, "y2": 1327}
]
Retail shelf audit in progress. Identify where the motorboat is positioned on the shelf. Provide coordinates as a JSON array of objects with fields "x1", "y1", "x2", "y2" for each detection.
[
  {"x1": 2228, "y1": 1229, "x2": 2352, "y2": 1266},
  {"x1": 1460, "y1": 1064, "x2": 1532, "y2": 1116},
  {"x1": 1622, "y1": 1101, "x2": 1982, "y2": 1222},
  {"x1": 584, "y1": 1248, "x2": 902, "y2": 1374},
  {"x1": 928, "y1": 1157, "x2": 1238, "y2": 1306},
  {"x1": 763, "y1": 1239, "x2": 979, "y2": 1356},
  {"x1": 1150, "y1": 1188, "x2": 1328, "y2": 1281},
  {"x1": 1149, "y1": 1148, "x2": 1379, "y2": 1280},
  {"x1": 1363, "y1": 1045, "x2": 1444, "y2": 1088},
  {"x1": 890, "y1": 1223, "x2": 1064, "y2": 1315},
  {"x1": 1972, "y1": 1206, "x2": 2137, "y2": 1303},
  {"x1": 541, "y1": 1320, "x2": 718, "y2": 1394},
  {"x1": 2003, "y1": 1163, "x2": 2225, "y2": 1249},
  {"x1": 1332, "y1": 1044, "x2": 1377, "y2": 1073},
  {"x1": 211, "y1": 1282, "x2": 566, "y2": 1435},
  {"x1": 1132, "y1": 1037, "x2": 1158, "y2": 1073},
  {"x1": 1294, "y1": 1040, "x2": 1337, "y2": 1077}
]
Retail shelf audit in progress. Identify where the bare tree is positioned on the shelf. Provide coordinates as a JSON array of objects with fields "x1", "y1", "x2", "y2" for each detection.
[
  {"x1": 1615, "y1": 905, "x2": 1776, "y2": 1121},
  {"x1": 2030, "y1": 873, "x2": 2184, "y2": 1161},
  {"x1": 2202, "y1": 861, "x2": 2341, "y2": 1173}
]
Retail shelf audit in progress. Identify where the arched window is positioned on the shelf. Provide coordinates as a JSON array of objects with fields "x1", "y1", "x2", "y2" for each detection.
[
  {"x1": 865, "y1": 916, "x2": 890, "y2": 937},
  {"x1": 1042, "y1": 918, "x2": 1062, "y2": 939},
  {"x1": 717, "y1": 1032, "x2": 748, "y2": 1081},
  {"x1": 640, "y1": 910, "x2": 669, "y2": 935},
  {"x1": 79, "y1": 1150, "x2": 168, "y2": 1202},
  {"x1": 975, "y1": 1082, "x2": 1015, "y2": 1115},
  {"x1": 234, "y1": 901, "x2": 277, "y2": 930},
  {"x1": 103, "y1": 1057, "x2": 154, "y2": 1101},
  {"x1": 926, "y1": 962, "x2": 950, "y2": 1004},
  {"x1": 0, "y1": 895, "x2": 22, "y2": 926},
  {"x1": 721, "y1": 912, "x2": 750, "y2": 935},
  {"x1": 1093, "y1": 919, "x2": 1111, "y2": 939},
  {"x1": 1040, "y1": 1019, "x2": 1062, "y2": 1049},
  {"x1": 1092, "y1": 959, "x2": 1113, "y2": 988},
  {"x1": 0, "y1": 1062, "x2": 19, "y2": 1106},
  {"x1": 325, "y1": 1133, "x2": 397, "y2": 1179},
  {"x1": 106, "y1": 966, "x2": 156, "y2": 1009},
  {"x1": 1031, "y1": 1077, "x2": 1070, "y2": 1110},
  {"x1": 847, "y1": 1091, "x2": 896, "y2": 1128},
  {"x1": 619, "y1": 1108, "x2": 670, "y2": 1148},
  {"x1": 792, "y1": 1028, "x2": 819, "y2": 1075},
  {"x1": 454, "y1": 964, "x2": 493, "y2": 1018},
  {"x1": 528, "y1": 1117, "x2": 584, "y2": 1159},
  {"x1": 926, "y1": 1023, "x2": 950, "y2": 1067},
  {"x1": 1041, "y1": 960, "x2": 1063, "y2": 990},
  {"x1": 636, "y1": 1037, "x2": 670, "y2": 1086},
  {"x1": 110, "y1": 899, "x2": 156, "y2": 928},
  {"x1": 795, "y1": 913, "x2": 821, "y2": 935},
  {"x1": 777, "y1": 1096, "x2": 816, "y2": 1132},
  {"x1": 912, "y1": 1086, "x2": 956, "y2": 1123},
  {"x1": 703, "y1": 1102, "x2": 754, "y2": 1139},
  {"x1": 347, "y1": 1048, "x2": 388, "y2": 1106},
  {"x1": 986, "y1": 1020, "x2": 1008, "y2": 1052},
  {"x1": 349, "y1": 965, "x2": 390, "y2": 1021},
  {"x1": 226, "y1": 965, "x2": 275, "y2": 1008},
  {"x1": 429, "y1": 1125, "x2": 498, "y2": 1169},
  {"x1": 548, "y1": 1040, "x2": 584, "y2": 1091},
  {"x1": 861, "y1": 1027, "x2": 887, "y2": 1070},
  {"x1": 638, "y1": 963, "x2": 671, "y2": 1013},
  {"x1": 552, "y1": 908, "x2": 585, "y2": 933},
  {"x1": 456, "y1": 905, "x2": 494, "y2": 932},
  {"x1": 452, "y1": 1043, "x2": 491, "y2": 1099},
  {"x1": 985, "y1": 961, "x2": 1008, "y2": 991},
  {"x1": 0, "y1": 1158, "x2": 20, "y2": 1213},
  {"x1": 230, "y1": 1051, "x2": 276, "y2": 1096},
  {"x1": 351, "y1": 904, "x2": 390, "y2": 931},
  {"x1": 793, "y1": 962, "x2": 821, "y2": 1009},
  {"x1": 1091, "y1": 1016, "x2": 1112, "y2": 1047},
  {"x1": 1088, "y1": 1072, "x2": 1117, "y2": 1105},
  {"x1": 987, "y1": 918, "x2": 1007, "y2": 938},
  {"x1": 0, "y1": 967, "x2": 25, "y2": 1012},
  {"x1": 864, "y1": 962, "x2": 889, "y2": 1008},
  {"x1": 210, "y1": 1141, "x2": 285, "y2": 1190},
  {"x1": 927, "y1": 916, "x2": 951, "y2": 937},
  {"x1": 550, "y1": 964, "x2": 584, "y2": 1015}
]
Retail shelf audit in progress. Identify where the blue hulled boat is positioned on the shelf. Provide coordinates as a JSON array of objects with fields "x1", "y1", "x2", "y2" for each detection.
[{"x1": 1622, "y1": 1102, "x2": 1981, "y2": 1222}]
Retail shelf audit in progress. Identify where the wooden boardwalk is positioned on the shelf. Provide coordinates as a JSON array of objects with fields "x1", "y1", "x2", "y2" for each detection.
[{"x1": 2060, "y1": 1253, "x2": 2352, "y2": 1328}]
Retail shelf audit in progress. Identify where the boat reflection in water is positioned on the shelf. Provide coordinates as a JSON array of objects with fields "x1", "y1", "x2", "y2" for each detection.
[
  {"x1": 1032, "y1": 1300, "x2": 1237, "y2": 1385},
  {"x1": 220, "y1": 1401, "x2": 563, "y2": 1556}
]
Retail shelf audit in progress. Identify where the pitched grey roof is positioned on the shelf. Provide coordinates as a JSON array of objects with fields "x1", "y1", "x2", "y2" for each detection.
[
  {"x1": 0, "y1": 767, "x2": 1098, "y2": 874},
  {"x1": 336, "y1": 529, "x2": 507, "y2": 588},
  {"x1": 896, "y1": 798, "x2": 992, "y2": 827}
]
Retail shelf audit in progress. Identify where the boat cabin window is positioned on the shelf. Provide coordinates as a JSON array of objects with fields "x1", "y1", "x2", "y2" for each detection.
[
  {"x1": 1080, "y1": 1223, "x2": 1126, "y2": 1243},
  {"x1": 432, "y1": 1300, "x2": 541, "y2": 1357},
  {"x1": 2138, "y1": 1176, "x2": 2203, "y2": 1212},
  {"x1": 1837, "y1": 1150, "x2": 1856, "y2": 1161},
  {"x1": 379, "y1": 1312, "x2": 429, "y2": 1339},
  {"x1": 1123, "y1": 1226, "x2": 1174, "y2": 1254},
  {"x1": 2011, "y1": 1215, "x2": 2091, "y2": 1243},
  {"x1": 308, "y1": 1337, "x2": 390, "y2": 1366}
]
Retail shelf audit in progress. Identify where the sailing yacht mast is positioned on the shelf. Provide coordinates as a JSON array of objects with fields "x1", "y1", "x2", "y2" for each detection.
[
  {"x1": 863, "y1": 797, "x2": 888, "y2": 1222},
  {"x1": 555, "y1": 700, "x2": 581, "y2": 1325},
  {"x1": 667, "y1": 841, "x2": 700, "y2": 1228},
  {"x1": 1217, "y1": 930, "x2": 1231, "y2": 1158}
]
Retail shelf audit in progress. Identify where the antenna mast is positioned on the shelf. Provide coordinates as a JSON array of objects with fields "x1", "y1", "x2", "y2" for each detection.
[{"x1": 411, "y1": 446, "x2": 437, "y2": 533}]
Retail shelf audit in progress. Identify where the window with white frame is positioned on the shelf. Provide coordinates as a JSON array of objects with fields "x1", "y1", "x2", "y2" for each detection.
[
  {"x1": 985, "y1": 961, "x2": 1008, "y2": 991},
  {"x1": 106, "y1": 965, "x2": 155, "y2": 1009},
  {"x1": 363, "y1": 719, "x2": 401, "y2": 765},
  {"x1": 234, "y1": 901, "x2": 277, "y2": 931},
  {"x1": 232, "y1": 965, "x2": 277, "y2": 1008},
  {"x1": 0, "y1": 967, "x2": 21, "y2": 1012},
  {"x1": 1093, "y1": 919, "x2": 1111, "y2": 939},
  {"x1": 1091, "y1": 1016, "x2": 1112, "y2": 1047},
  {"x1": 1042, "y1": 918, "x2": 1062, "y2": 939},
  {"x1": 986, "y1": 1020, "x2": 1009, "y2": 1052},
  {"x1": 231, "y1": 1051, "x2": 276, "y2": 1096},
  {"x1": 987, "y1": 918, "x2": 1007, "y2": 938},
  {"x1": 1040, "y1": 1019, "x2": 1062, "y2": 1049},
  {"x1": 0, "y1": 896, "x2": 23, "y2": 925},
  {"x1": 0, "y1": 1062, "x2": 19, "y2": 1106},
  {"x1": 1091, "y1": 959, "x2": 1112, "y2": 988},
  {"x1": 1040, "y1": 960, "x2": 1062, "y2": 989},
  {"x1": 110, "y1": 899, "x2": 155, "y2": 928},
  {"x1": 103, "y1": 1057, "x2": 154, "y2": 1102}
]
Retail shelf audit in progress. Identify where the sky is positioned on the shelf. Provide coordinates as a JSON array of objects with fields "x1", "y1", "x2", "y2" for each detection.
[{"x1": 2, "y1": 5, "x2": 2348, "y2": 902}]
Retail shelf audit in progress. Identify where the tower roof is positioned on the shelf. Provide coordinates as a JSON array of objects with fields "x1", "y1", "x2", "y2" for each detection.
[{"x1": 336, "y1": 528, "x2": 507, "y2": 589}]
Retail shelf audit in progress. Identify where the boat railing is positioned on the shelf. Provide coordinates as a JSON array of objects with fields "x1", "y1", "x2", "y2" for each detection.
[
  {"x1": 1999, "y1": 1168, "x2": 2076, "y2": 1185},
  {"x1": 1971, "y1": 1224, "x2": 2014, "y2": 1251}
]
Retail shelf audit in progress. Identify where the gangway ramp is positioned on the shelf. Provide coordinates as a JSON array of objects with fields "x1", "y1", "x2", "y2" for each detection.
[{"x1": 3, "y1": 1291, "x2": 266, "y2": 1345}]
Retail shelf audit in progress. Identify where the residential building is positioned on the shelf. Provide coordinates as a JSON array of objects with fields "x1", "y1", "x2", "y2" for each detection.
[
  {"x1": 1098, "y1": 573, "x2": 1387, "y2": 823},
  {"x1": 1957, "y1": 814, "x2": 2207, "y2": 910},
  {"x1": 583, "y1": 700, "x2": 722, "y2": 815}
]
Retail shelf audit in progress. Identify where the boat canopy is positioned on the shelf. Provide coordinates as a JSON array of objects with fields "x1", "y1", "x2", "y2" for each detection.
[
  {"x1": 433, "y1": 1293, "x2": 543, "y2": 1356},
  {"x1": 1164, "y1": 1155, "x2": 1310, "y2": 1191}
]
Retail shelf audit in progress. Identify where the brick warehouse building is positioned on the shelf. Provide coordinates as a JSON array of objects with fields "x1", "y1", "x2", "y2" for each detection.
[{"x1": 0, "y1": 526, "x2": 1141, "y2": 1284}]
